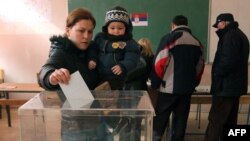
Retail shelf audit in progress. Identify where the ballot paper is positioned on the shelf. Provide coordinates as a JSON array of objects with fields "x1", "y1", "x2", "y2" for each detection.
[{"x1": 59, "y1": 71, "x2": 94, "y2": 108}]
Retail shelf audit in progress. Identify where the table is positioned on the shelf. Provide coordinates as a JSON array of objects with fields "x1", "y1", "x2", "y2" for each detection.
[
  {"x1": 193, "y1": 86, "x2": 250, "y2": 129},
  {"x1": 0, "y1": 83, "x2": 44, "y2": 127}
]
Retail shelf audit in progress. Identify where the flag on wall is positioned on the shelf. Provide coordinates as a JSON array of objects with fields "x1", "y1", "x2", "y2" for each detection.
[{"x1": 130, "y1": 13, "x2": 148, "y2": 26}]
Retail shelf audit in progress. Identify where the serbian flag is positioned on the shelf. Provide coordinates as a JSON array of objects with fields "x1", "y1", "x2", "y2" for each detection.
[{"x1": 130, "y1": 13, "x2": 148, "y2": 26}]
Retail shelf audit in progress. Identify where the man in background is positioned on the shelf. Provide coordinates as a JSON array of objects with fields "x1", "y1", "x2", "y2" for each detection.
[
  {"x1": 204, "y1": 13, "x2": 249, "y2": 141},
  {"x1": 151, "y1": 15, "x2": 205, "y2": 141}
]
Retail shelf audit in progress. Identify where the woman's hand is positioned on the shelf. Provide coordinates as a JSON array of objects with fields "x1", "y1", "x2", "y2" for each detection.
[{"x1": 49, "y1": 68, "x2": 70, "y2": 85}]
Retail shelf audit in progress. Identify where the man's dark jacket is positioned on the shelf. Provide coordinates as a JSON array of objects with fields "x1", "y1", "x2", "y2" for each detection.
[{"x1": 211, "y1": 22, "x2": 249, "y2": 96}]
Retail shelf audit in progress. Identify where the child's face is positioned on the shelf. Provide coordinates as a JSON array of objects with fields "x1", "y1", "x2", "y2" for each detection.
[{"x1": 107, "y1": 22, "x2": 126, "y2": 36}]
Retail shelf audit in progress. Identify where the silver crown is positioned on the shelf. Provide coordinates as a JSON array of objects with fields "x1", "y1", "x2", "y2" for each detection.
[{"x1": 105, "y1": 10, "x2": 129, "y2": 25}]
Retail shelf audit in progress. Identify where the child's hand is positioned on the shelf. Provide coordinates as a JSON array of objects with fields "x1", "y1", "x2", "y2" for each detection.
[
  {"x1": 88, "y1": 60, "x2": 96, "y2": 70},
  {"x1": 112, "y1": 65, "x2": 122, "y2": 75}
]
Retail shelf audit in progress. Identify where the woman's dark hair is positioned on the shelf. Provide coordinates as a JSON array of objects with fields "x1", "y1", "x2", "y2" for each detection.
[{"x1": 66, "y1": 8, "x2": 96, "y2": 28}]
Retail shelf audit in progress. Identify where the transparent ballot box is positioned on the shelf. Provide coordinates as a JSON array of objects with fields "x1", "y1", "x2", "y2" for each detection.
[{"x1": 18, "y1": 90, "x2": 154, "y2": 141}]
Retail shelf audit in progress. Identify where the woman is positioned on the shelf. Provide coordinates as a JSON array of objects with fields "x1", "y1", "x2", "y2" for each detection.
[
  {"x1": 38, "y1": 8, "x2": 107, "y2": 141},
  {"x1": 122, "y1": 38, "x2": 154, "y2": 141},
  {"x1": 38, "y1": 8, "x2": 99, "y2": 91}
]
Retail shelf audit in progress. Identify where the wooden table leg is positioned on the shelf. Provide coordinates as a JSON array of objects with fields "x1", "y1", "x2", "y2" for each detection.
[
  {"x1": 5, "y1": 92, "x2": 11, "y2": 127},
  {"x1": 6, "y1": 104, "x2": 11, "y2": 127}
]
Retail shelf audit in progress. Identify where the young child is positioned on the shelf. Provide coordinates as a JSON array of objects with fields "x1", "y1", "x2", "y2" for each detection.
[
  {"x1": 88, "y1": 6, "x2": 141, "y2": 141},
  {"x1": 90, "y1": 6, "x2": 140, "y2": 90}
]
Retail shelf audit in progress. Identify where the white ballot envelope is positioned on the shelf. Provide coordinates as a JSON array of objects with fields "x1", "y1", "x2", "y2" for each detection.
[{"x1": 59, "y1": 71, "x2": 94, "y2": 108}]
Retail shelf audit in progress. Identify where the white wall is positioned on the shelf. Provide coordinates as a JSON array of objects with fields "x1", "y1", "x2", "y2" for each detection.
[
  {"x1": 0, "y1": 0, "x2": 68, "y2": 98},
  {"x1": 209, "y1": 0, "x2": 250, "y2": 62}
]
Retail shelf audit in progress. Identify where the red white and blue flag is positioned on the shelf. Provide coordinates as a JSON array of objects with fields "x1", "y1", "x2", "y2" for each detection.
[{"x1": 130, "y1": 13, "x2": 148, "y2": 26}]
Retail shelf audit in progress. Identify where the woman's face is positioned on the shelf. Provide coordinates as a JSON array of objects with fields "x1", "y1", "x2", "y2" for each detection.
[{"x1": 66, "y1": 19, "x2": 94, "y2": 50}]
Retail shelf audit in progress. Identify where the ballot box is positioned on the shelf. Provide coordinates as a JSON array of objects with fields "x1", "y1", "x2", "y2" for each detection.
[{"x1": 18, "y1": 90, "x2": 154, "y2": 141}]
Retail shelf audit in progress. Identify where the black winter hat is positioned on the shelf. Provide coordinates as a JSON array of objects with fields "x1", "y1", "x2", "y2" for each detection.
[
  {"x1": 102, "y1": 6, "x2": 133, "y2": 34},
  {"x1": 213, "y1": 13, "x2": 234, "y2": 28}
]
